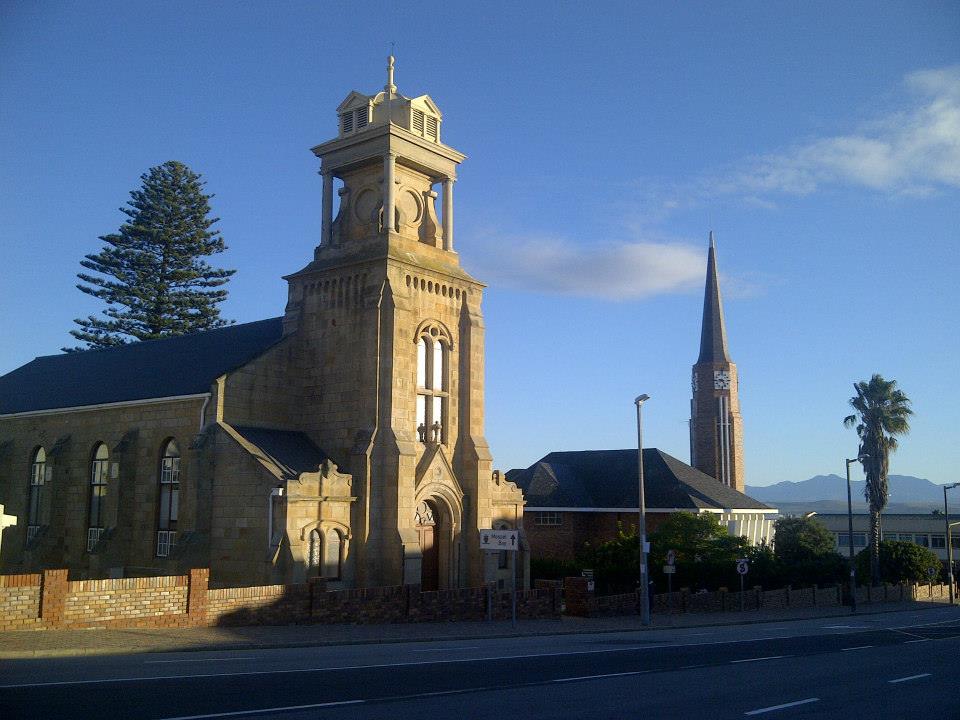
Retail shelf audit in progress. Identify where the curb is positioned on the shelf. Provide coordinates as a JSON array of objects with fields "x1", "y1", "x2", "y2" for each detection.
[{"x1": 0, "y1": 601, "x2": 952, "y2": 659}]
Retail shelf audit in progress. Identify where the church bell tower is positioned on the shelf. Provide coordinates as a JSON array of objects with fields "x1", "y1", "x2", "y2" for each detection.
[
  {"x1": 689, "y1": 233, "x2": 745, "y2": 492},
  {"x1": 281, "y1": 57, "x2": 524, "y2": 590}
]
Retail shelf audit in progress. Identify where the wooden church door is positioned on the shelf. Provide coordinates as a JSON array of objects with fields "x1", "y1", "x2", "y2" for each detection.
[{"x1": 416, "y1": 501, "x2": 439, "y2": 591}]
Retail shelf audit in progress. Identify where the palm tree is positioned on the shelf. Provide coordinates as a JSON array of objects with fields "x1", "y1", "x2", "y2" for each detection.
[{"x1": 843, "y1": 374, "x2": 912, "y2": 585}]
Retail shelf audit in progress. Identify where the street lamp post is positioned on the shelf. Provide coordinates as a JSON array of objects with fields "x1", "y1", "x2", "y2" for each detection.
[
  {"x1": 944, "y1": 483, "x2": 959, "y2": 605},
  {"x1": 635, "y1": 394, "x2": 651, "y2": 626},
  {"x1": 845, "y1": 456, "x2": 867, "y2": 614}
]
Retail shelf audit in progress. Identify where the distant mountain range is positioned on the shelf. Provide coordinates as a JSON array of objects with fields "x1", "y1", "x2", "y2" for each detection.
[{"x1": 746, "y1": 475, "x2": 953, "y2": 514}]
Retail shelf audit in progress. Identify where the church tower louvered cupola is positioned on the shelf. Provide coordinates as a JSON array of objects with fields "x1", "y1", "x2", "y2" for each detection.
[{"x1": 689, "y1": 232, "x2": 745, "y2": 492}]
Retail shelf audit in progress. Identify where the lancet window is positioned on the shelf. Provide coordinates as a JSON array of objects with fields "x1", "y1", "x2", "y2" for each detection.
[
  {"x1": 156, "y1": 439, "x2": 180, "y2": 557},
  {"x1": 415, "y1": 322, "x2": 451, "y2": 445},
  {"x1": 27, "y1": 447, "x2": 46, "y2": 543},
  {"x1": 87, "y1": 443, "x2": 110, "y2": 551}
]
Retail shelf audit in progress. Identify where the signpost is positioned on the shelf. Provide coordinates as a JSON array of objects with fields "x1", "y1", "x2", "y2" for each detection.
[
  {"x1": 737, "y1": 558, "x2": 749, "y2": 611},
  {"x1": 664, "y1": 549, "x2": 677, "y2": 612},
  {"x1": 480, "y1": 529, "x2": 520, "y2": 626},
  {"x1": 582, "y1": 568, "x2": 595, "y2": 593}
]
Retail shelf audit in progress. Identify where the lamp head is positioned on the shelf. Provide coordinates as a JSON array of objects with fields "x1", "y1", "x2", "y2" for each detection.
[
  {"x1": 635, "y1": 394, "x2": 650, "y2": 405},
  {"x1": 946, "y1": 483, "x2": 960, "y2": 490}
]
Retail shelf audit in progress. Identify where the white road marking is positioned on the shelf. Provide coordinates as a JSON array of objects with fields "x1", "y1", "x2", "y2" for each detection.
[
  {"x1": 840, "y1": 645, "x2": 873, "y2": 651},
  {"x1": 891, "y1": 617, "x2": 960, "y2": 629},
  {"x1": 905, "y1": 639, "x2": 929, "y2": 644},
  {"x1": 159, "y1": 699, "x2": 363, "y2": 720},
  {"x1": 552, "y1": 670, "x2": 653, "y2": 683},
  {"x1": 890, "y1": 628, "x2": 927, "y2": 640},
  {"x1": 745, "y1": 698, "x2": 819, "y2": 715},
  {"x1": 822, "y1": 625, "x2": 870, "y2": 629},
  {"x1": 145, "y1": 657, "x2": 257, "y2": 664},
  {"x1": 0, "y1": 636, "x2": 803, "y2": 689},
  {"x1": 888, "y1": 673, "x2": 931, "y2": 684},
  {"x1": 731, "y1": 655, "x2": 786, "y2": 663},
  {"x1": 411, "y1": 646, "x2": 480, "y2": 652}
]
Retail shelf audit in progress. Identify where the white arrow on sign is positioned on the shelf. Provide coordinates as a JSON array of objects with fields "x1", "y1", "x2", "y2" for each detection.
[
  {"x1": 480, "y1": 529, "x2": 519, "y2": 551},
  {"x1": 666, "y1": 549, "x2": 676, "y2": 566},
  {"x1": 736, "y1": 560, "x2": 749, "y2": 575}
]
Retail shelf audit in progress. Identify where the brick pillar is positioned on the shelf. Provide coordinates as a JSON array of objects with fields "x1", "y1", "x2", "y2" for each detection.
[
  {"x1": 564, "y1": 577, "x2": 592, "y2": 617},
  {"x1": 186, "y1": 568, "x2": 209, "y2": 626},
  {"x1": 40, "y1": 569, "x2": 68, "y2": 628}
]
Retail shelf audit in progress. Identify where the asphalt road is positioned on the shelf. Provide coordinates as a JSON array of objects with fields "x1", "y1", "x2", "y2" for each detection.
[{"x1": 1, "y1": 606, "x2": 958, "y2": 719}]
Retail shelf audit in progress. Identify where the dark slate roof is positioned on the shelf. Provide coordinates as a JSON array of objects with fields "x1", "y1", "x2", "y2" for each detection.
[
  {"x1": 506, "y1": 448, "x2": 771, "y2": 511},
  {"x1": 232, "y1": 426, "x2": 329, "y2": 478},
  {"x1": 0, "y1": 318, "x2": 285, "y2": 414}
]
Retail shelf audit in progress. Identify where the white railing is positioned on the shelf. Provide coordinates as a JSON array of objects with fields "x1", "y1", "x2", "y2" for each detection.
[
  {"x1": 86, "y1": 527, "x2": 104, "y2": 552},
  {"x1": 156, "y1": 530, "x2": 177, "y2": 557}
]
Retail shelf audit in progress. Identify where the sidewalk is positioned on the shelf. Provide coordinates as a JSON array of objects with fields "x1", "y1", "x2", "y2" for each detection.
[{"x1": 0, "y1": 600, "x2": 951, "y2": 659}]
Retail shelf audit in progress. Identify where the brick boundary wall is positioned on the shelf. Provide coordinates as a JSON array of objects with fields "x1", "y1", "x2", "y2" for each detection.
[
  {"x1": 0, "y1": 570, "x2": 561, "y2": 631},
  {"x1": 564, "y1": 577, "x2": 952, "y2": 618}
]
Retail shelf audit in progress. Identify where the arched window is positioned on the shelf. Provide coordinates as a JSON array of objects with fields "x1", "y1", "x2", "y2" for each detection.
[
  {"x1": 309, "y1": 529, "x2": 322, "y2": 575},
  {"x1": 415, "y1": 323, "x2": 450, "y2": 444},
  {"x1": 26, "y1": 447, "x2": 46, "y2": 544},
  {"x1": 323, "y1": 529, "x2": 343, "y2": 580},
  {"x1": 87, "y1": 443, "x2": 110, "y2": 551},
  {"x1": 156, "y1": 439, "x2": 180, "y2": 557}
]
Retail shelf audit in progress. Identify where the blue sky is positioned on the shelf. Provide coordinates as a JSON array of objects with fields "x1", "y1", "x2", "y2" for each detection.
[{"x1": 1, "y1": 2, "x2": 958, "y2": 487}]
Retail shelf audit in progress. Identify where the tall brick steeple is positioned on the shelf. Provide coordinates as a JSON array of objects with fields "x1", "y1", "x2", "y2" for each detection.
[
  {"x1": 690, "y1": 232, "x2": 745, "y2": 492},
  {"x1": 698, "y1": 232, "x2": 730, "y2": 364}
]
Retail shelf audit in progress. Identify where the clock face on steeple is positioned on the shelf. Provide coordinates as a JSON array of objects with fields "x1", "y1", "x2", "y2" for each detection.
[{"x1": 714, "y1": 370, "x2": 730, "y2": 390}]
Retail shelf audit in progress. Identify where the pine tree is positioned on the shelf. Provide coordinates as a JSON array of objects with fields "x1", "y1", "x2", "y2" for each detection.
[{"x1": 67, "y1": 161, "x2": 235, "y2": 350}]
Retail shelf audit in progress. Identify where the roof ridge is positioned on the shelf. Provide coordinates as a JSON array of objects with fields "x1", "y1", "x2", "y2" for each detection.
[{"x1": 34, "y1": 317, "x2": 283, "y2": 361}]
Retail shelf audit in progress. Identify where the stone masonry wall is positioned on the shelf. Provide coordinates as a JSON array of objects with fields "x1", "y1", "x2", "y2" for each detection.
[{"x1": 0, "y1": 397, "x2": 206, "y2": 578}]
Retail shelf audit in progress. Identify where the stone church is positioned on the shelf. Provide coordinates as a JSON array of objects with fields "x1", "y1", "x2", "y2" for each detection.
[{"x1": 0, "y1": 58, "x2": 526, "y2": 590}]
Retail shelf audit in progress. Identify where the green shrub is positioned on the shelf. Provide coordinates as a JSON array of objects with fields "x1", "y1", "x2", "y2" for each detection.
[{"x1": 856, "y1": 541, "x2": 942, "y2": 584}]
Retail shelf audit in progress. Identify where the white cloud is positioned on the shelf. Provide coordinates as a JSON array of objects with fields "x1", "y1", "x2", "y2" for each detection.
[
  {"x1": 649, "y1": 65, "x2": 960, "y2": 211},
  {"x1": 464, "y1": 235, "x2": 704, "y2": 300}
]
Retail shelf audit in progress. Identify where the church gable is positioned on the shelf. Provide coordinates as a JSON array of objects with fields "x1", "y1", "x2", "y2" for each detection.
[{"x1": 415, "y1": 444, "x2": 464, "y2": 502}]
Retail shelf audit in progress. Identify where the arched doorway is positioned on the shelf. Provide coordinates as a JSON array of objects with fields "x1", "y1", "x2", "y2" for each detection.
[{"x1": 415, "y1": 500, "x2": 440, "y2": 591}]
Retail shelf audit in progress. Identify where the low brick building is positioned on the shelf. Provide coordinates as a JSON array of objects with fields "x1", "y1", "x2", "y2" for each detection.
[{"x1": 507, "y1": 448, "x2": 777, "y2": 562}]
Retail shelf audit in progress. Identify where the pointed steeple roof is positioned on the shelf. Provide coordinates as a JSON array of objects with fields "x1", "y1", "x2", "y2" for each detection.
[{"x1": 697, "y1": 231, "x2": 731, "y2": 363}]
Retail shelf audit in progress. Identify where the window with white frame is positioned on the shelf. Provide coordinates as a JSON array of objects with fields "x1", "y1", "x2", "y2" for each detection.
[
  {"x1": 535, "y1": 511, "x2": 562, "y2": 526},
  {"x1": 323, "y1": 529, "x2": 343, "y2": 580},
  {"x1": 309, "y1": 529, "x2": 321, "y2": 575},
  {"x1": 837, "y1": 532, "x2": 867, "y2": 548},
  {"x1": 87, "y1": 443, "x2": 110, "y2": 551},
  {"x1": 27, "y1": 447, "x2": 46, "y2": 543},
  {"x1": 156, "y1": 439, "x2": 180, "y2": 557},
  {"x1": 415, "y1": 324, "x2": 450, "y2": 444}
]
